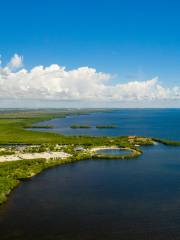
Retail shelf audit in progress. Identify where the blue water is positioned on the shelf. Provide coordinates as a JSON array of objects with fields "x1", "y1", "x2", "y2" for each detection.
[
  {"x1": 31, "y1": 109, "x2": 180, "y2": 141},
  {"x1": 96, "y1": 148, "x2": 132, "y2": 156},
  {"x1": 1, "y1": 109, "x2": 180, "y2": 239}
]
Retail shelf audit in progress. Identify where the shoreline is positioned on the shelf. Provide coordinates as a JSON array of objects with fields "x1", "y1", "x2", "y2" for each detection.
[
  {"x1": 0, "y1": 109, "x2": 180, "y2": 205},
  {"x1": 90, "y1": 146, "x2": 124, "y2": 152}
]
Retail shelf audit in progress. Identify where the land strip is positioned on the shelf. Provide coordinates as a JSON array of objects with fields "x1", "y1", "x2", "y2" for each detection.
[{"x1": 0, "y1": 109, "x2": 179, "y2": 205}]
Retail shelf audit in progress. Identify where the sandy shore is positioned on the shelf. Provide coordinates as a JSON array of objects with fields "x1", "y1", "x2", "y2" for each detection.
[
  {"x1": 0, "y1": 151, "x2": 71, "y2": 162},
  {"x1": 90, "y1": 146, "x2": 124, "y2": 152}
]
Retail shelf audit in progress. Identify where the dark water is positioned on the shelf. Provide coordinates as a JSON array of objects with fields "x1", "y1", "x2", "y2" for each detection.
[
  {"x1": 31, "y1": 109, "x2": 180, "y2": 141},
  {"x1": 0, "y1": 144, "x2": 180, "y2": 239},
  {"x1": 1, "y1": 109, "x2": 180, "y2": 239},
  {"x1": 96, "y1": 148, "x2": 132, "y2": 156}
]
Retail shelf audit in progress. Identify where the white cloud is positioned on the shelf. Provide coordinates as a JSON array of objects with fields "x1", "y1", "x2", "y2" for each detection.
[
  {"x1": 8, "y1": 54, "x2": 23, "y2": 70},
  {"x1": 0, "y1": 54, "x2": 180, "y2": 104}
]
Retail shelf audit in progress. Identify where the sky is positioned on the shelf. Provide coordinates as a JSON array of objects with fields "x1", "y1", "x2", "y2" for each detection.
[{"x1": 1, "y1": 0, "x2": 180, "y2": 108}]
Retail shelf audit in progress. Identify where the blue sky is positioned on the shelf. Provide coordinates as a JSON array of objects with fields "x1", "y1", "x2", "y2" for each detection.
[{"x1": 0, "y1": 0, "x2": 180, "y2": 107}]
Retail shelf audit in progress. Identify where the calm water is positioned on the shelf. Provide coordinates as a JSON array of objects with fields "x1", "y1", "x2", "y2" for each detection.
[
  {"x1": 0, "y1": 144, "x2": 180, "y2": 239},
  {"x1": 96, "y1": 148, "x2": 132, "y2": 156},
  {"x1": 31, "y1": 109, "x2": 180, "y2": 141},
  {"x1": 1, "y1": 109, "x2": 180, "y2": 239}
]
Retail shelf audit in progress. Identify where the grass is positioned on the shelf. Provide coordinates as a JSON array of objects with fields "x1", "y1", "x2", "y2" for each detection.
[
  {"x1": 0, "y1": 110, "x2": 117, "y2": 145},
  {"x1": 27, "y1": 125, "x2": 54, "y2": 129}
]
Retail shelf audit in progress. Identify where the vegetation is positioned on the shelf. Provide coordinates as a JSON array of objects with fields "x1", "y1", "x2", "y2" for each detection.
[
  {"x1": 0, "y1": 150, "x2": 15, "y2": 156},
  {"x1": 27, "y1": 125, "x2": 54, "y2": 129},
  {"x1": 153, "y1": 138, "x2": 180, "y2": 146},
  {"x1": 0, "y1": 154, "x2": 90, "y2": 204},
  {"x1": 0, "y1": 144, "x2": 143, "y2": 204},
  {"x1": 0, "y1": 109, "x2": 179, "y2": 205},
  {"x1": 70, "y1": 124, "x2": 91, "y2": 129}
]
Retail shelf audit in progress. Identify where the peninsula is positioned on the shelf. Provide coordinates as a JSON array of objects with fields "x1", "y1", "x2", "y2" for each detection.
[{"x1": 0, "y1": 109, "x2": 179, "y2": 205}]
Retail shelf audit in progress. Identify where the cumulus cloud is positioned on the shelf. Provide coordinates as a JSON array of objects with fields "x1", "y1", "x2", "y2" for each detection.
[
  {"x1": 7, "y1": 54, "x2": 23, "y2": 70},
  {"x1": 0, "y1": 54, "x2": 180, "y2": 103}
]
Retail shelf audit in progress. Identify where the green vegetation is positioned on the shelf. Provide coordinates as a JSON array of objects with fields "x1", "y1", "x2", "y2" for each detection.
[
  {"x1": 96, "y1": 125, "x2": 117, "y2": 128},
  {"x1": 153, "y1": 138, "x2": 180, "y2": 146},
  {"x1": 0, "y1": 144, "x2": 143, "y2": 204},
  {"x1": 0, "y1": 140, "x2": 95, "y2": 204},
  {"x1": 0, "y1": 110, "x2": 118, "y2": 145},
  {"x1": 0, "y1": 109, "x2": 179, "y2": 205},
  {"x1": 0, "y1": 154, "x2": 90, "y2": 204},
  {"x1": 70, "y1": 124, "x2": 91, "y2": 129},
  {"x1": 27, "y1": 125, "x2": 54, "y2": 129},
  {"x1": 0, "y1": 151, "x2": 15, "y2": 156}
]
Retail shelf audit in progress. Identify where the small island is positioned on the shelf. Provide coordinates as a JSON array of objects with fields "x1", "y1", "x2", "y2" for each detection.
[
  {"x1": 70, "y1": 124, "x2": 91, "y2": 129},
  {"x1": 0, "y1": 109, "x2": 179, "y2": 206}
]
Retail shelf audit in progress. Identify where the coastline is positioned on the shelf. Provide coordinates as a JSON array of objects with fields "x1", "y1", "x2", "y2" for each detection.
[{"x1": 0, "y1": 109, "x2": 180, "y2": 205}]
